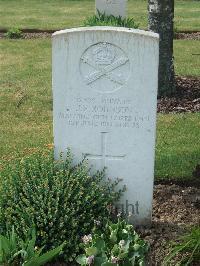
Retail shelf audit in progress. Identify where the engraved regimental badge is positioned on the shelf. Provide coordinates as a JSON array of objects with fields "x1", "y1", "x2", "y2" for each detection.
[{"x1": 80, "y1": 42, "x2": 130, "y2": 93}]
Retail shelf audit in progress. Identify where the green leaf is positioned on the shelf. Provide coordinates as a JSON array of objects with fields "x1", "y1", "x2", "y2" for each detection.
[
  {"x1": 102, "y1": 262, "x2": 115, "y2": 266},
  {"x1": 76, "y1": 254, "x2": 87, "y2": 265},
  {"x1": 119, "y1": 251, "x2": 129, "y2": 259},
  {"x1": 10, "y1": 226, "x2": 17, "y2": 251},
  {"x1": 109, "y1": 224, "x2": 118, "y2": 231},
  {"x1": 95, "y1": 238, "x2": 105, "y2": 252},
  {"x1": 163, "y1": 240, "x2": 192, "y2": 265},
  {"x1": 130, "y1": 255, "x2": 136, "y2": 265},
  {"x1": 86, "y1": 246, "x2": 97, "y2": 256},
  {"x1": 122, "y1": 240, "x2": 131, "y2": 253},
  {"x1": 123, "y1": 259, "x2": 132, "y2": 266},
  {"x1": 0, "y1": 235, "x2": 10, "y2": 256},
  {"x1": 11, "y1": 249, "x2": 27, "y2": 262},
  {"x1": 94, "y1": 256, "x2": 107, "y2": 266},
  {"x1": 133, "y1": 244, "x2": 141, "y2": 251},
  {"x1": 23, "y1": 242, "x2": 65, "y2": 266},
  {"x1": 112, "y1": 244, "x2": 119, "y2": 254},
  {"x1": 25, "y1": 231, "x2": 37, "y2": 260},
  {"x1": 139, "y1": 259, "x2": 145, "y2": 266},
  {"x1": 110, "y1": 230, "x2": 117, "y2": 243},
  {"x1": 122, "y1": 229, "x2": 128, "y2": 234}
]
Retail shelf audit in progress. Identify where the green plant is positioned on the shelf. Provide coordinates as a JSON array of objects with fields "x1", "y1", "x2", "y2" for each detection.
[
  {"x1": 76, "y1": 218, "x2": 149, "y2": 266},
  {"x1": 0, "y1": 226, "x2": 19, "y2": 265},
  {"x1": 0, "y1": 149, "x2": 124, "y2": 262},
  {"x1": 162, "y1": 227, "x2": 200, "y2": 265},
  {"x1": 0, "y1": 226, "x2": 65, "y2": 266},
  {"x1": 4, "y1": 28, "x2": 23, "y2": 39},
  {"x1": 83, "y1": 10, "x2": 139, "y2": 28},
  {"x1": 19, "y1": 228, "x2": 65, "y2": 266}
]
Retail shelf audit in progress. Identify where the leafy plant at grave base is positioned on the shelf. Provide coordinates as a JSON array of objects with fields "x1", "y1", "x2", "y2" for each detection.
[
  {"x1": 162, "y1": 227, "x2": 200, "y2": 266},
  {"x1": 76, "y1": 218, "x2": 149, "y2": 266},
  {"x1": 83, "y1": 10, "x2": 139, "y2": 29},
  {"x1": 0, "y1": 148, "x2": 124, "y2": 262},
  {"x1": 0, "y1": 225, "x2": 65, "y2": 266},
  {"x1": 0, "y1": 226, "x2": 19, "y2": 265},
  {"x1": 4, "y1": 28, "x2": 23, "y2": 39}
]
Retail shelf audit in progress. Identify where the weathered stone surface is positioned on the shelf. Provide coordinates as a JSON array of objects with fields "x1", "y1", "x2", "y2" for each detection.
[
  {"x1": 52, "y1": 27, "x2": 159, "y2": 225},
  {"x1": 96, "y1": 0, "x2": 127, "y2": 18}
]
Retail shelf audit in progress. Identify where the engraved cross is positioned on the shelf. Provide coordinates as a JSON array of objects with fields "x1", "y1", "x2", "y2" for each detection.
[{"x1": 84, "y1": 132, "x2": 125, "y2": 168}]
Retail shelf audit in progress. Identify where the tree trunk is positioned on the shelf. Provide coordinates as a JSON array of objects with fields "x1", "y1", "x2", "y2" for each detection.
[{"x1": 148, "y1": 0, "x2": 175, "y2": 97}]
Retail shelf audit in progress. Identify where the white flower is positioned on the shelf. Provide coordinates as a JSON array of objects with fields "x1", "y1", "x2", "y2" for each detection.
[
  {"x1": 86, "y1": 255, "x2": 94, "y2": 265},
  {"x1": 94, "y1": 219, "x2": 101, "y2": 226},
  {"x1": 119, "y1": 240, "x2": 125, "y2": 248},
  {"x1": 117, "y1": 212, "x2": 122, "y2": 218},
  {"x1": 111, "y1": 256, "x2": 119, "y2": 264},
  {"x1": 82, "y1": 234, "x2": 92, "y2": 244}
]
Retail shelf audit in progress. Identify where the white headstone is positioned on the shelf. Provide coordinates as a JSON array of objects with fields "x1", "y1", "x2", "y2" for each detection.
[
  {"x1": 52, "y1": 27, "x2": 159, "y2": 225},
  {"x1": 96, "y1": 0, "x2": 127, "y2": 18}
]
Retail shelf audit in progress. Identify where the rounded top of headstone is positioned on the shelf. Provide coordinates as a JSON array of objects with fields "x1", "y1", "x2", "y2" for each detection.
[{"x1": 52, "y1": 26, "x2": 159, "y2": 40}]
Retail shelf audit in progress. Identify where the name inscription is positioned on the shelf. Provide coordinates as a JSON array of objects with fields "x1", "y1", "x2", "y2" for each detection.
[{"x1": 58, "y1": 96, "x2": 150, "y2": 129}]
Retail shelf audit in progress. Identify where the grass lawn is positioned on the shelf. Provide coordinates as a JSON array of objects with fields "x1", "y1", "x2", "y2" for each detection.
[
  {"x1": 155, "y1": 113, "x2": 200, "y2": 179},
  {"x1": 174, "y1": 40, "x2": 200, "y2": 77},
  {"x1": 0, "y1": 38, "x2": 199, "y2": 180},
  {"x1": 0, "y1": 0, "x2": 199, "y2": 31}
]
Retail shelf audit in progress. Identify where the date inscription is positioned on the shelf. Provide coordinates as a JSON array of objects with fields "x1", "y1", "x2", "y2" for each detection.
[{"x1": 58, "y1": 96, "x2": 150, "y2": 129}]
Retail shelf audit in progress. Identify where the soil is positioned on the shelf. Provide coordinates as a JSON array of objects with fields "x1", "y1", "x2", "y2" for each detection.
[
  {"x1": 158, "y1": 76, "x2": 200, "y2": 113},
  {"x1": 23, "y1": 32, "x2": 52, "y2": 39},
  {"x1": 175, "y1": 32, "x2": 200, "y2": 41},
  {"x1": 140, "y1": 183, "x2": 200, "y2": 265},
  {"x1": 0, "y1": 31, "x2": 52, "y2": 39},
  {"x1": 0, "y1": 30, "x2": 200, "y2": 40}
]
